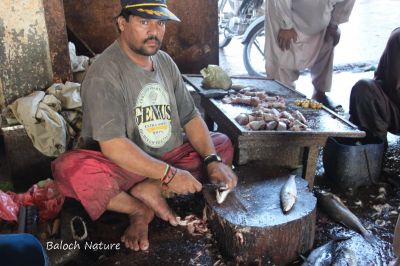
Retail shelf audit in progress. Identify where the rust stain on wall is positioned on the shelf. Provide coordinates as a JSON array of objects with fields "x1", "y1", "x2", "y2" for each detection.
[
  {"x1": 43, "y1": 0, "x2": 72, "y2": 83},
  {"x1": 163, "y1": 0, "x2": 218, "y2": 73},
  {"x1": 63, "y1": 0, "x2": 120, "y2": 54},
  {"x1": 63, "y1": 0, "x2": 218, "y2": 74}
]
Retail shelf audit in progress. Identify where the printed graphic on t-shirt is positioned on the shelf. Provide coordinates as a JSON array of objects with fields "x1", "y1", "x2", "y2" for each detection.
[{"x1": 134, "y1": 83, "x2": 172, "y2": 148}]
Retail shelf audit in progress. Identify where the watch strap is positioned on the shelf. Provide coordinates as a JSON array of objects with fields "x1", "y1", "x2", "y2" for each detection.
[{"x1": 204, "y1": 154, "x2": 222, "y2": 166}]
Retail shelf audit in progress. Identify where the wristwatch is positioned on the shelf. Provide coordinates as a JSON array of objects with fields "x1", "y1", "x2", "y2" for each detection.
[{"x1": 203, "y1": 154, "x2": 223, "y2": 166}]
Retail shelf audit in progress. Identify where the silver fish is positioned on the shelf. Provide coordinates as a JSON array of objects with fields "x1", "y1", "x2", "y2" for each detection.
[
  {"x1": 331, "y1": 247, "x2": 357, "y2": 266},
  {"x1": 301, "y1": 240, "x2": 334, "y2": 266},
  {"x1": 202, "y1": 183, "x2": 231, "y2": 204},
  {"x1": 315, "y1": 190, "x2": 371, "y2": 239},
  {"x1": 280, "y1": 175, "x2": 297, "y2": 213}
]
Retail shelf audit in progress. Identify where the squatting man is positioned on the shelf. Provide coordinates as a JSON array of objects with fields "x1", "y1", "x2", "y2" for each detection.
[{"x1": 52, "y1": 0, "x2": 238, "y2": 251}]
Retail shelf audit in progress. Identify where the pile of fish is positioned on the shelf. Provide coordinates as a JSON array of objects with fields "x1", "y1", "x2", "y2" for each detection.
[
  {"x1": 222, "y1": 88, "x2": 286, "y2": 109},
  {"x1": 223, "y1": 86, "x2": 284, "y2": 106},
  {"x1": 235, "y1": 108, "x2": 308, "y2": 131},
  {"x1": 222, "y1": 86, "x2": 309, "y2": 131}
]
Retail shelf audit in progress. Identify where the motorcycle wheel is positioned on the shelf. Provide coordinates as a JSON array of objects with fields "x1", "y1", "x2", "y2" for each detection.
[
  {"x1": 218, "y1": 0, "x2": 236, "y2": 49},
  {"x1": 219, "y1": 33, "x2": 232, "y2": 48},
  {"x1": 243, "y1": 21, "x2": 266, "y2": 77}
]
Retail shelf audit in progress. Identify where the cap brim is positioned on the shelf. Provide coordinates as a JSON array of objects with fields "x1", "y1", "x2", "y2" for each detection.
[{"x1": 126, "y1": 6, "x2": 180, "y2": 22}]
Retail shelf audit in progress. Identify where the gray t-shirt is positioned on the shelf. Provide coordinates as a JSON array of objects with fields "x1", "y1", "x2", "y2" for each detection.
[{"x1": 81, "y1": 41, "x2": 199, "y2": 158}]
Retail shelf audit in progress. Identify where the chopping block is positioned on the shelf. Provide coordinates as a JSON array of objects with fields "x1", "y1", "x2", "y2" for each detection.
[{"x1": 203, "y1": 166, "x2": 316, "y2": 265}]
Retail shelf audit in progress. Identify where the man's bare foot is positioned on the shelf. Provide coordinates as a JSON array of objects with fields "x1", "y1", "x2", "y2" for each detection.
[
  {"x1": 130, "y1": 179, "x2": 178, "y2": 226},
  {"x1": 121, "y1": 204, "x2": 154, "y2": 251},
  {"x1": 106, "y1": 191, "x2": 155, "y2": 251}
]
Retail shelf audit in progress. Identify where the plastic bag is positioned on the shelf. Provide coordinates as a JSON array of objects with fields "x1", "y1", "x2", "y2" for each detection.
[
  {"x1": 200, "y1": 65, "x2": 232, "y2": 90},
  {"x1": 0, "y1": 191, "x2": 19, "y2": 221},
  {"x1": 0, "y1": 179, "x2": 65, "y2": 222},
  {"x1": 29, "y1": 179, "x2": 65, "y2": 220}
]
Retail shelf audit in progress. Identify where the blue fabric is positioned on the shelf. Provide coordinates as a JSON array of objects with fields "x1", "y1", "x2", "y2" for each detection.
[{"x1": 0, "y1": 234, "x2": 48, "y2": 266}]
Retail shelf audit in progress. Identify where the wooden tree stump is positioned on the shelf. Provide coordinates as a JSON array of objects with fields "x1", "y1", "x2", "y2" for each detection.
[{"x1": 203, "y1": 166, "x2": 317, "y2": 265}]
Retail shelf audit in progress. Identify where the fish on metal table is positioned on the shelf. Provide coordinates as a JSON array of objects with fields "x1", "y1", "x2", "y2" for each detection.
[
  {"x1": 315, "y1": 190, "x2": 372, "y2": 240},
  {"x1": 280, "y1": 175, "x2": 297, "y2": 214}
]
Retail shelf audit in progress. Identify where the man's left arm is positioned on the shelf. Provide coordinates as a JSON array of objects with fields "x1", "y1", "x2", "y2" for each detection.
[
  {"x1": 330, "y1": 0, "x2": 356, "y2": 26},
  {"x1": 326, "y1": 0, "x2": 356, "y2": 46},
  {"x1": 166, "y1": 54, "x2": 237, "y2": 189},
  {"x1": 183, "y1": 116, "x2": 238, "y2": 190}
]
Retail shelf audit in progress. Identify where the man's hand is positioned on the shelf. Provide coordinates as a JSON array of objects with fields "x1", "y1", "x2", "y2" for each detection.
[
  {"x1": 277, "y1": 28, "x2": 298, "y2": 50},
  {"x1": 207, "y1": 162, "x2": 238, "y2": 190},
  {"x1": 166, "y1": 168, "x2": 202, "y2": 194},
  {"x1": 325, "y1": 24, "x2": 341, "y2": 46}
]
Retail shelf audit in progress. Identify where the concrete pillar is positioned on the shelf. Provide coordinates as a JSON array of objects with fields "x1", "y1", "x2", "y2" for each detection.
[{"x1": 0, "y1": 0, "x2": 71, "y2": 110}]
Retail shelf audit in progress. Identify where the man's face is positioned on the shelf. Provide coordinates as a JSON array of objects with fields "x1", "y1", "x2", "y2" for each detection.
[{"x1": 119, "y1": 15, "x2": 166, "y2": 56}]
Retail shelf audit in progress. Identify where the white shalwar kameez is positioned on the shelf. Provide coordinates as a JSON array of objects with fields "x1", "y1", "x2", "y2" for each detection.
[{"x1": 264, "y1": 0, "x2": 355, "y2": 92}]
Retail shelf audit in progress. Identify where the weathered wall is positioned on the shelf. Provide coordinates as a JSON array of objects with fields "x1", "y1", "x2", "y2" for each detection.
[
  {"x1": 0, "y1": 0, "x2": 71, "y2": 110},
  {"x1": 164, "y1": 0, "x2": 219, "y2": 73},
  {"x1": 43, "y1": 0, "x2": 73, "y2": 84},
  {"x1": 63, "y1": 0, "x2": 218, "y2": 73},
  {"x1": 0, "y1": 1, "x2": 52, "y2": 109},
  {"x1": 63, "y1": 0, "x2": 120, "y2": 54}
]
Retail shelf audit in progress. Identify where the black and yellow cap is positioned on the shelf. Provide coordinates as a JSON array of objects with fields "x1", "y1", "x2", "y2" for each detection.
[{"x1": 121, "y1": 0, "x2": 180, "y2": 22}]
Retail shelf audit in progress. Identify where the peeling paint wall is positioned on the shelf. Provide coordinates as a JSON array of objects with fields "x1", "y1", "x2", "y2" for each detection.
[{"x1": 0, "y1": 0, "x2": 53, "y2": 109}]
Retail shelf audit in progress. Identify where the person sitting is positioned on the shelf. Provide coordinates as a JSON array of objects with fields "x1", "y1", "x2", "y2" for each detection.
[
  {"x1": 349, "y1": 27, "x2": 400, "y2": 147},
  {"x1": 52, "y1": 0, "x2": 238, "y2": 252}
]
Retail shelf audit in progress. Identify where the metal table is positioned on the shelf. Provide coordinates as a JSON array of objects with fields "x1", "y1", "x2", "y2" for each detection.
[{"x1": 184, "y1": 75, "x2": 365, "y2": 187}]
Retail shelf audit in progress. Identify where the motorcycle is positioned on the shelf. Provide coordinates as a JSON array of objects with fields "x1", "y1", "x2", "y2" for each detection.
[{"x1": 218, "y1": 0, "x2": 266, "y2": 77}]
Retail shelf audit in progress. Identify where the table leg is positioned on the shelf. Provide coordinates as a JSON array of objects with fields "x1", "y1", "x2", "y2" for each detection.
[
  {"x1": 204, "y1": 112, "x2": 215, "y2": 131},
  {"x1": 302, "y1": 145, "x2": 319, "y2": 189}
]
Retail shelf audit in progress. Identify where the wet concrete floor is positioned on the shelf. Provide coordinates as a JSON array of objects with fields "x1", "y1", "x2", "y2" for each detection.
[{"x1": 41, "y1": 138, "x2": 400, "y2": 265}]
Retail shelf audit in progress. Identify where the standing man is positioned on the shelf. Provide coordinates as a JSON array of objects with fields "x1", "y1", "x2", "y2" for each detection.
[
  {"x1": 52, "y1": 0, "x2": 237, "y2": 252},
  {"x1": 264, "y1": 0, "x2": 355, "y2": 111},
  {"x1": 349, "y1": 27, "x2": 400, "y2": 146}
]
